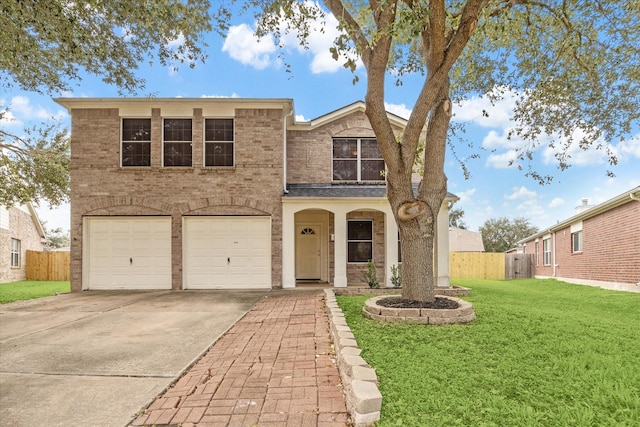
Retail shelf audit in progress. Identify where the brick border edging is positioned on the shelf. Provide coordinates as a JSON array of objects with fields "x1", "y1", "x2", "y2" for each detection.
[{"x1": 324, "y1": 289, "x2": 382, "y2": 427}]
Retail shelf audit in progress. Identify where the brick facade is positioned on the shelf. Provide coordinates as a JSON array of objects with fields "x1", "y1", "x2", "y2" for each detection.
[
  {"x1": 522, "y1": 192, "x2": 640, "y2": 287},
  {"x1": 68, "y1": 103, "x2": 284, "y2": 292},
  {"x1": 0, "y1": 206, "x2": 45, "y2": 283}
]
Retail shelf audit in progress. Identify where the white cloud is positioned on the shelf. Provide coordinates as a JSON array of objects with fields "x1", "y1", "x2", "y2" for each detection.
[
  {"x1": 548, "y1": 197, "x2": 564, "y2": 208},
  {"x1": 222, "y1": 23, "x2": 278, "y2": 70},
  {"x1": 485, "y1": 150, "x2": 520, "y2": 169},
  {"x1": 505, "y1": 186, "x2": 537, "y2": 201},
  {"x1": 295, "y1": 114, "x2": 307, "y2": 122},
  {"x1": 222, "y1": 5, "x2": 361, "y2": 74},
  {"x1": 455, "y1": 188, "x2": 477, "y2": 203},
  {"x1": 200, "y1": 93, "x2": 241, "y2": 98},
  {"x1": 384, "y1": 102, "x2": 411, "y2": 120},
  {"x1": 453, "y1": 87, "x2": 518, "y2": 129},
  {"x1": 617, "y1": 133, "x2": 640, "y2": 159},
  {"x1": 2, "y1": 96, "x2": 66, "y2": 128}
]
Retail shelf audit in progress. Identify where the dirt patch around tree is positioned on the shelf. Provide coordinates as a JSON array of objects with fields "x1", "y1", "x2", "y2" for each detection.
[{"x1": 376, "y1": 296, "x2": 459, "y2": 309}]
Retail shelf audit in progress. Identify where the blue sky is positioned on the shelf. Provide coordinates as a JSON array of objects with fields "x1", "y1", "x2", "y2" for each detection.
[{"x1": 2, "y1": 6, "x2": 639, "y2": 234}]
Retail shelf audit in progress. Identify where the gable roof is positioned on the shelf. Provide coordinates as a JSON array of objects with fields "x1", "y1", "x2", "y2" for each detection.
[
  {"x1": 518, "y1": 186, "x2": 640, "y2": 244},
  {"x1": 449, "y1": 227, "x2": 485, "y2": 252},
  {"x1": 288, "y1": 101, "x2": 408, "y2": 130}
]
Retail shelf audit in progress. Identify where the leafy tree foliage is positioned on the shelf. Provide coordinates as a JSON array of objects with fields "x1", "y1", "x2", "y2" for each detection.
[
  {"x1": 212, "y1": 0, "x2": 638, "y2": 302},
  {"x1": 449, "y1": 207, "x2": 467, "y2": 229},
  {"x1": 1, "y1": 0, "x2": 212, "y2": 94},
  {"x1": 42, "y1": 224, "x2": 70, "y2": 249},
  {"x1": 1, "y1": 109, "x2": 69, "y2": 208},
  {"x1": 1, "y1": 1, "x2": 212, "y2": 208},
  {"x1": 480, "y1": 217, "x2": 538, "y2": 253}
]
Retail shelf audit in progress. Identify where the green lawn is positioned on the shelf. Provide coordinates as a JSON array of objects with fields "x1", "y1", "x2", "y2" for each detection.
[
  {"x1": 0, "y1": 281, "x2": 70, "y2": 304},
  {"x1": 337, "y1": 278, "x2": 640, "y2": 427}
]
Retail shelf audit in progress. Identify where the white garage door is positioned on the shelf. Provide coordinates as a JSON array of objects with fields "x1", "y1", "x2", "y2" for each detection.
[
  {"x1": 183, "y1": 216, "x2": 271, "y2": 289},
  {"x1": 85, "y1": 217, "x2": 171, "y2": 290}
]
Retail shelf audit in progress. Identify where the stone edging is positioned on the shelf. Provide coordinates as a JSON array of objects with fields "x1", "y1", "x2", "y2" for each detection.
[{"x1": 324, "y1": 289, "x2": 382, "y2": 427}]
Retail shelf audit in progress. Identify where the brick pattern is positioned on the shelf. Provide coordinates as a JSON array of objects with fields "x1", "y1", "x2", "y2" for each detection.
[
  {"x1": 69, "y1": 107, "x2": 284, "y2": 291},
  {"x1": 130, "y1": 292, "x2": 349, "y2": 427},
  {"x1": 0, "y1": 207, "x2": 44, "y2": 283},
  {"x1": 523, "y1": 201, "x2": 640, "y2": 284}
]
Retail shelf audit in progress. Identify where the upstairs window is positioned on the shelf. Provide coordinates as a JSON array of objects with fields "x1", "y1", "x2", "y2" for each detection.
[
  {"x1": 122, "y1": 119, "x2": 151, "y2": 167},
  {"x1": 347, "y1": 220, "x2": 373, "y2": 263},
  {"x1": 333, "y1": 138, "x2": 384, "y2": 181},
  {"x1": 11, "y1": 238, "x2": 20, "y2": 267},
  {"x1": 205, "y1": 118, "x2": 234, "y2": 167},
  {"x1": 163, "y1": 119, "x2": 192, "y2": 167}
]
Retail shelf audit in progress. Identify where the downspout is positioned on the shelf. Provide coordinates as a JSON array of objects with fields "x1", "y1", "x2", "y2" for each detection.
[
  {"x1": 283, "y1": 107, "x2": 294, "y2": 194},
  {"x1": 552, "y1": 232, "x2": 557, "y2": 277}
]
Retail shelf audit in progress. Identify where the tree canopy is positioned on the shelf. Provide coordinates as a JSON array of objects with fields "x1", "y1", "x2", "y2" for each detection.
[
  {"x1": 212, "y1": 0, "x2": 639, "y2": 301},
  {"x1": 1, "y1": 0, "x2": 212, "y2": 95},
  {"x1": 480, "y1": 217, "x2": 539, "y2": 253},
  {"x1": 1, "y1": 109, "x2": 70, "y2": 208}
]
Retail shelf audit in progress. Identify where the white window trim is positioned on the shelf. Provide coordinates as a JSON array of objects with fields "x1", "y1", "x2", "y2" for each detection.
[
  {"x1": 203, "y1": 117, "x2": 235, "y2": 168},
  {"x1": 571, "y1": 230, "x2": 583, "y2": 253},
  {"x1": 10, "y1": 238, "x2": 21, "y2": 268},
  {"x1": 162, "y1": 117, "x2": 193, "y2": 168},
  {"x1": 332, "y1": 138, "x2": 385, "y2": 182},
  {"x1": 121, "y1": 117, "x2": 152, "y2": 168},
  {"x1": 543, "y1": 237, "x2": 551, "y2": 266},
  {"x1": 347, "y1": 219, "x2": 374, "y2": 264}
]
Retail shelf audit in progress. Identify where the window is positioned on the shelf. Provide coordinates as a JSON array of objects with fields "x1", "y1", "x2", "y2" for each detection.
[
  {"x1": 348, "y1": 220, "x2": 373, "y2": 262},
  {"x1": 398, "y1": 231, "x2": 402, "y2": 263},
  {"x1": 333, "y1": 138, "x2": 384, "y2": 181},
  {"x1": 122, "y1": 119, "x2": 151, "y2": 166},
  {"x1": 543, "y1": 238, "x2": 551, "y2": 265},
  {"x1": 10, "y1": 238, "x2": 20, "y2": 267},
  {"x1": 205, "y1": 119, "x2": 234, "y2": 167},
  {"x1": 163, "y1": 119, "x2": 192, "y2": 166},
  {"x1": 535, "y1": 241, "x2": 539, "y2": 266},
  {"x1": 572, "y1": 230, "x2": 583, "y2": 253}
]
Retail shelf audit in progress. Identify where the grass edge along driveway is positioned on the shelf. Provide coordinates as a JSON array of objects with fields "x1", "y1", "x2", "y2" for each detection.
[
  {"x1": 337, "y1": 278, "x2": 640, "y2": 427},
  {"x1": 0, "y1": 281, "x2": 70, "y2": 304}
]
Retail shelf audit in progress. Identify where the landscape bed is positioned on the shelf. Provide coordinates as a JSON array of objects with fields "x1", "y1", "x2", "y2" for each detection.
[{"x1": 336, "y1": 278, "x2": 640, "y2": 426}]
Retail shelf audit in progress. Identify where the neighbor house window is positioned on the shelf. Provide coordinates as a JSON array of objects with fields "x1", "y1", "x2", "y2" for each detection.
[
  {"x1": 333, "y1": 138, "x2": 384, "y2": 181},
  {"x1": 543, "y1": 238, "x2": 551, "y2": 265},
  {"x1": 121, "y1": 118, "x2": 151, "y2": 166},
  {"x1": 535, "y1": 241, "x2": 539, "y2": 266},
  {"x1": 572, "y1": 230, "x2": 583, "y2": 253},
  {"x1": 10, "y1": 238, "x2": 20, "y2": 267},
  {"x1": 163, "y1": 118, "x2": 192, "y2": 166},
  {"x1": 348, "y1": 220, "x2": 373, "y2": 262},
  {"x1": 205, "y1": 118, "x2": 234, "y2": 167}
]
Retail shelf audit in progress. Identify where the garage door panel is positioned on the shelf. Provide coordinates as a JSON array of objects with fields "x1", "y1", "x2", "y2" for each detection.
[
  {"x1": 184, "y1": 217, "x2": 271, "y2": 289},
  {"x1": 86, "y1": 217, "x2": 171, "y2": 290}
]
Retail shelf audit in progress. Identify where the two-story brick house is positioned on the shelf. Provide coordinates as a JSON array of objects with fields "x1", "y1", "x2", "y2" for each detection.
[
  {"x1": 1, "y1": 203, "x2": 46, "y2": 283},
  {"x1": 518, "y1": 186, "x2": 640, "y2": 292},
  {"x1": 56, "y1": 98, "x2": 457, "y2": 292}
]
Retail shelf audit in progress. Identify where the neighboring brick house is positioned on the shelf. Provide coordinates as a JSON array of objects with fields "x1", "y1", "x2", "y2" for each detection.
[
  {"x1": 55, "y1": 98, "x2": 457, "y2": 292},
  {"x1": 518, "y1": 186, "x2": 640, "y2": 292},
  {"x1": 0, "y1": 203, "x2": 46, "y2": 283}
]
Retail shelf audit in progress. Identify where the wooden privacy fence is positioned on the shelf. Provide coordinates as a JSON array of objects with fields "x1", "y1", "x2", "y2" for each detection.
[
  {"x1": 449, "y1": 252, "x2": 506, "y2": 280},
  {"x1": 505, "y1": 253, "x2": 534, "y2": 279},
  {"x1": 26, "y1": 250, "x2": 70, "y2": 281},
  {"x1": 449, "y1": 252, "x2": 534, "y2": 280}
]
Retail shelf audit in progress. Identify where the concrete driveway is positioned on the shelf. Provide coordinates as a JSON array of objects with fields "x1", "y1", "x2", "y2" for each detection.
[{"x1": 0, "y1": 290, "x2": 268, "y2": 427}]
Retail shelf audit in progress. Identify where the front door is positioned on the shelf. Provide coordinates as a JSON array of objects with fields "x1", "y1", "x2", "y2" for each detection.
[{"x1": 295, "y1": 224, "x2": 321, "y2": 279}]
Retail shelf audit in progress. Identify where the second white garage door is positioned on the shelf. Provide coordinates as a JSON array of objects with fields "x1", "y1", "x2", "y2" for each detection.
[{"x1": 183, "y1": 216, "x2": 271, "y2": 289}]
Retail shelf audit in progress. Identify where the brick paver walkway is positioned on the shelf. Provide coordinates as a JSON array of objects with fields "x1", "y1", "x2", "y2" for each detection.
[{"x1": 130, "y1": 290, "x2": 350, "y2": 427}]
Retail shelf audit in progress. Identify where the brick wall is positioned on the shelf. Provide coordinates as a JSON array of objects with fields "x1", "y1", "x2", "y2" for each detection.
[
  {"x1": 0, "y1": 207, "x2": 45, "y2": 283},
  {"x1": 69, "y1": 107, "x2": 284, "y2": 291},
  {"x1": 287, "y1": 111, "x2": 402, "y2": 183},
  {"x1": 524, "y1": 201, "x2": 640, "y2": 285}
]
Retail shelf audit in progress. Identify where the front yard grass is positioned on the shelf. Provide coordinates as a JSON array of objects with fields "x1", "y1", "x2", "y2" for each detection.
[
  {"x1": 0, "y1": 281, "x2": 70, "y2": 304},
  {"x1": 337, "y1": 278, "x2": 640, "y2": 426}
]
